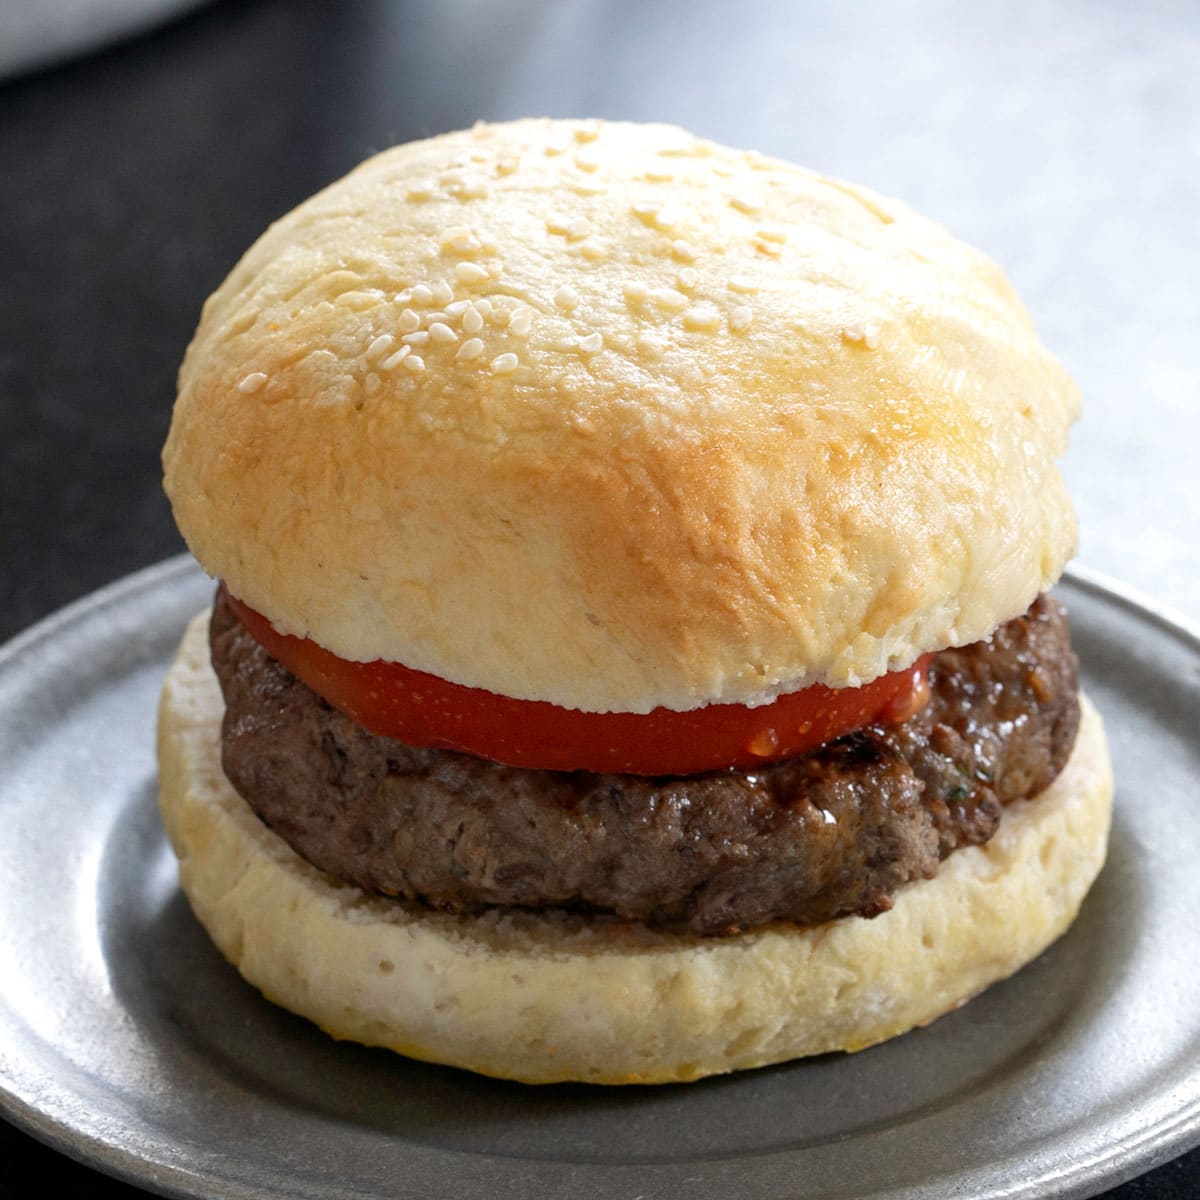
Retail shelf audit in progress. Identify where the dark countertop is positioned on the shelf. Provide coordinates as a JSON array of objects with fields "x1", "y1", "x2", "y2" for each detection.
[{"x1": 1, "y1": 2, "x2": 1197, "y2": 1196}]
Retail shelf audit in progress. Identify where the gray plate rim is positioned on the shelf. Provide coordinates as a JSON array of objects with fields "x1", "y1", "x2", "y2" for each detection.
[{"x1": 0, "y1": 555, "x2": 1198, "y2": 1200}]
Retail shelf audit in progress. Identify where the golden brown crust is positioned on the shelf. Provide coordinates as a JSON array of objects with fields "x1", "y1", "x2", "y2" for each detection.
[
  {"x1": 157, "y1": 612, "x2": 1112, "y2": 1084},
  {"x1": 163, "y1": 119, "x2": 1079, "y2": 713}
]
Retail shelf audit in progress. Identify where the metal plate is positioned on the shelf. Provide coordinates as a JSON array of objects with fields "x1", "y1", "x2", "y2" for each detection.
[{"x1": 0, "y1": 557, "x2": 1198, "y2": 1200}]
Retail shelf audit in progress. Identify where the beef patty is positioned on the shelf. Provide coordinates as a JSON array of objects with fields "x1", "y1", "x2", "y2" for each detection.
[{"x1": 211, "y1": 593, "x2": 1079, "y2": 936}]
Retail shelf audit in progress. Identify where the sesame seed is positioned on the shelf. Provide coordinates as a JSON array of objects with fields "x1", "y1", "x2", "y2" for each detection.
[
  {"x1": 567, "y1": 216, "x2": 592, "y2": 241},
  {"x1": 573, "y1": 124, "x2": 600, "y2": 144},
  {"x1": 441, "y1": 225, "x2": 471, "y2": 243},
  {"x1": 398, "y1": 308, "x2": 421, "y2": 332},
  {"x1": 578, "y1": 332, "x2": 603, "y2": 353},
  {"x1": 754, "y1": 239, "x2": 782, "y2": 257},
  {"x1": 507, "y1": 307, "x2": 534, "y2": 337},
  {"x1": 455, "y1": 262, "x2": 490, "y2": 285},
  {"x1": 651, "y1": 287, "x2": 688, "y2": 312},
  {"x1": 730, "y1": 305, "x2": 754, "y2": 332},
  {"x1": 844, "y1": 322, "x2": 881, "y2": 349},
  {"x1": 683, "y1": 303, "x2": 721, "y2": 332},
  {"x1": 730, "y1": 192, "x2": 763, "y2": 214},
  {"x1": 456, "y1": 337, "x2": 485, "y2": 362},
  {"x1": 677, "y1": 267, "x2": 699, "y2": 291},
  {"x1": 432, "y1": 280, "x2": 454, "y2": 306},
  {"x1": 441, "y1": 227, "x2": 482, "y2": 254},
  {"x1": 554, "y1": 285, "x2": 580, "y2": 311},
  {"x1": 411, "y1": 284, "x2": 434, "y2": 305},
  {"x1": 402, "y1": 331, "x2": 430, "y2": 345},
  {"x1": 579, "y1": 239, "x2": 609, "y2": 262},
  {"x1": 381, "y1": 345, "x2": 412, "y2": 370},
  {"x1": 445, "y1": 300, "x2": 470, "y2": 316},
  {"x1": 424, "y1": 311, "x2": 449, "y2": 324},
  {"x1": 402, "y1": 354, "x2": 426, "y2": 372},
  {"x1": 623, "y1": 281, "x2": 649, "y2": 304},
  {"x1": 395, "y1": 288, "x2": 413, "y2": 304},
  {"x1": 645, "y1": 168, "x2": 674, "y2": 182},
  {"x1": 756, "y1": 227, "x2": 788, "y2": 244},
  {"x1": 652, "y1": 207, "x2": 685, "y2": 232},
  {"x1": 406, "y1": 181, "x2": 435, "y2": 201},
  {"x1": 462, "y1": 307, "x2": 484, "y2": 335},
  {"x1": 365, "y1": 334, "x2": 394, "y2": 362},
  {"x1": 448, "y1": 173, "x2": 488, "y2": 199},
  {"x1": 491, "y1": 352, "x2": 520, "y2": 374},
  {"x1": 546, "y1": 214, "x2": 570, "y2": 235},
  {"x1": 727, "y1": 275, "x2": 758, "y2": 294},
  {"x1": 335, "y1": 290, "x2": 381, "y2": 312},
  {"x1": 496, "y1": 155, "x2": 520, "y2": 176},
  {"x1": 571, "y1": 180, "x2": 608, "y2": 196},
  {"x1": 671, "y1": 239, "x2": 698, "y2": 262},
  {"x1": 574, "y1": 153, "x2": 600, "y2": 172},
  {"x1": 238, "y1": 372, "x2": 267, "y2": 394},
  {"x1": 630, "y1": 201, "x2": 658, "y2": 223},
  {"x1": 428, "y1": 322, "x2": 458, "y2": 344},
  {"x1": 475, "y1": 297, "x2": 494, "y2": 320}
]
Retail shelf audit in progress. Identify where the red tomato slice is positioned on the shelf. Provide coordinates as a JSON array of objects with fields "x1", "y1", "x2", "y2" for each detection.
[{"x1": 224, "y1": 587, "x2": 931, "y2": 776}]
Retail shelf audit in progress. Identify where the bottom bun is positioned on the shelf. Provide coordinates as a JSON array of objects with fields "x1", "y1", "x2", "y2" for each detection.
[{"x1": 157, "y1": 612, "x2": 1114, "y2": 1085}]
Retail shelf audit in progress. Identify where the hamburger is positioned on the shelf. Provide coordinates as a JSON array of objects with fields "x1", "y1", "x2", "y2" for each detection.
[{"x1": 157, "y1": 118, "x2": 1113, "y2": 1084}]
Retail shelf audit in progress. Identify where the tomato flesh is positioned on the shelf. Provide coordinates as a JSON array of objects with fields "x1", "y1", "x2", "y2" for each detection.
[{"x1": 224, "y1": 587, "x2": 931, "y2": 776}]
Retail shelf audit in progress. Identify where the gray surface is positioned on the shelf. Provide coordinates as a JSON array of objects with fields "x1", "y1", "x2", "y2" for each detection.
[
  {"x1": 0, "y1": 557, "x2": 1197, "y2": 1200},
  {"x1": 0, "y1": 0, "x2": 210, "y2": 80}
]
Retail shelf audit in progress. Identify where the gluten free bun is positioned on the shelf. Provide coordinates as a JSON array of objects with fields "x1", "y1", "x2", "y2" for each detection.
[
  {"x1": 158, "y1": 612, "x2": 1112, "y2": 1084},
  {"x1": 163, "y1": 119, "x2": 1079, "y2": 713}
]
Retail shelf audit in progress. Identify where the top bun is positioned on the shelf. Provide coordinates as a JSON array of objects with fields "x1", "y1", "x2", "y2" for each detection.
[{"x1": 164, "y1": 118, "x2": 1078, "y2": 714}]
